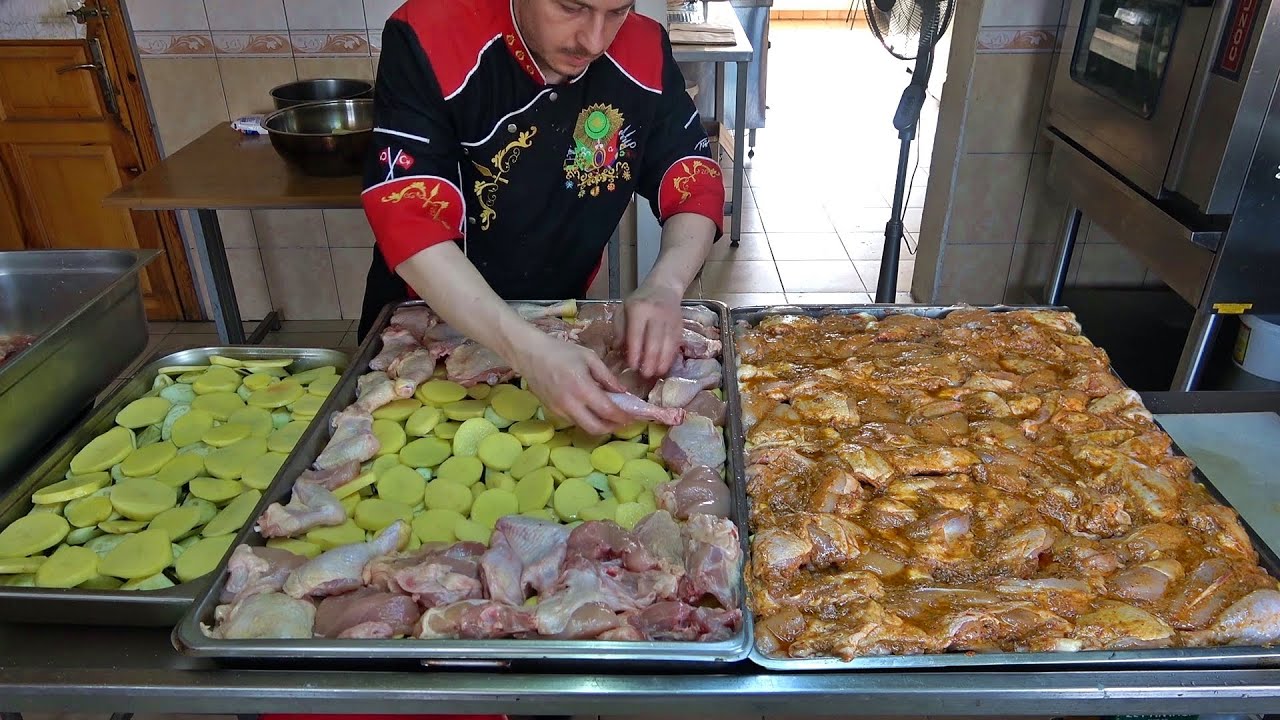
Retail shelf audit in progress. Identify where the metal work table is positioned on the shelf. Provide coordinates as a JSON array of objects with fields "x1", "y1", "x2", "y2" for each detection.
[{"x1": 2, "y1": 391, "x2": 1280, "y2": 716}]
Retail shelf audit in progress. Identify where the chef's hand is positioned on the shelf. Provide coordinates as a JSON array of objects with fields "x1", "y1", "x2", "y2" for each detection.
[
  {"x1": 620, "y1": 283, "x2": 683, "y2": 378},
  {"x1": 511, "y1": 333, "x2": 631, "y2": 436}
]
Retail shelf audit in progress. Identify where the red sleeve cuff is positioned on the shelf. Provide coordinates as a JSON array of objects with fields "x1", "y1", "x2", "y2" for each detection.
[
  {"x1": 657, "y1": 156, "x2": 725, "y2": 233},
  {"x1": 362, "y1": 176, "x2": 466, "y2": 270}
]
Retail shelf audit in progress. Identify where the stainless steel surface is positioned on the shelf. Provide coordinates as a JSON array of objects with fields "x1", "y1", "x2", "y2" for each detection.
[
  {"x1": 269, "y1": 78, "x2": 374, "y2": 110},
  {"x1": 174, "y1": 299, "x2": 753, "y2": 665},
  {"x1": 726, "y1": 303, "x2": 1280, "y2": 671},
  {"x1": 0, "y1": 346, "x2": 350, "y2": 627},
  {"x1": 0, "y1": 249, "x2": 156, "y2": 491},
  {"x1": 1173, "y1": 309, "x2": 1223, "y2": 392},
  {"x1": 1044, "y1": 206, "x2": 1082, "y2": 306},
  {"x1": 1046, "y1": 132, "x2": 1216, "y2": 306},
  {"x1": 263, "y1": 99, "x2": 375, "y2": 177}
]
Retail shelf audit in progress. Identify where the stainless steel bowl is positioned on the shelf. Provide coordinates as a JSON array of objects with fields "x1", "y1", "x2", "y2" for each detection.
[
  {"x1": 269, "y1": 78, "x2": 373, "y2": 110},
  {"x1": 264, "y1": 99, "x2": 374, "y2": 177}
]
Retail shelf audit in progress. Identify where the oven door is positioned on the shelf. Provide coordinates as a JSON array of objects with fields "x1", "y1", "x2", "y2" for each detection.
[{"x1": 1049, "y1": 0, "x2": 1216, "y2": 198}]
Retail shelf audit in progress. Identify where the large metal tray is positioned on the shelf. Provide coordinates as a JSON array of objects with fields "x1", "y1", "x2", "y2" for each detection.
[
  {"x1": 173, "y1": 299, "x2": 754, "y2": 666},
  {"x1": 728, "y1": 303, "x2": 1280, "y2": 671},
  {"x1": 0, "y1": 346, "x2": 351, "y2": 627},
  {"x1": 0, "y1": 249, "x2": 159, "y2": 490}
]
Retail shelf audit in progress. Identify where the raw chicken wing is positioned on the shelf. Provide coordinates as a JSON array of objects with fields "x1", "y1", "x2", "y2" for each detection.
[
  {"x1": 284, "y1": 521, "x2": 409, "y2": 599},
  {"x1": 315, "y1": 408, "x2": 380, "y2": 470},
  {"x1": 607, "y1": 392, "x2": 685, "y2": 425},
  {"x1": 256, "y1": 480, "x2": 346, "y2": 538}
]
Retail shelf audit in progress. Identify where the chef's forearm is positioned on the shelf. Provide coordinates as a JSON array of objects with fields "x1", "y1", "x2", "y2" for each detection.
[
  {"x1": 643, "y1": 213, "x2": 716, "y2": 294},
  {"x1": 393, "y1": 243, "x2": 543, "y2": 361}
]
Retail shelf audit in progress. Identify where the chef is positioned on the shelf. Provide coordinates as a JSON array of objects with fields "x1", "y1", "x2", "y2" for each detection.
[{"x1": 358, "y1": 0, "x2": 724, "y2": 436}]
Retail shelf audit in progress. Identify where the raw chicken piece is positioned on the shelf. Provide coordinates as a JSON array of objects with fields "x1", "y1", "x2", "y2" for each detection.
[
  {"x1": 655, "y1": 466, "x2": 731, "y2": 520},
  {"x1": 210, "y1": 591, "x2": 315, "y2": 639},
  {"x1": 607, "y1": 392, "x2": 686, "y2": 425},
  {"x1": 679, "y1": 327, "x2": 722, "y2": 359},
  {"x1": 667, "y1": 356, "x2": 722, "y2": 384},
  {"x1": 491, "y1": 515, "x2": 572, "y2": 595},
  {"x1": 627, "y1": 601, "x2": 742, "y2": 641},
  {"x1": 548, "y1": 602, "x2": 625, "y2": 639},
  {"x1": 220, "y1": 544, "x2": 307, "y2": 603},
  {"x1": 680, "y1": 513, "x2": 741, "y2": 608},
  {"x1": 579, "y1": 303, "x2": 619, "y2": 322},
  {"x1": 363, "y1": 542, "x2": 485, "y2": 591},
  {"x1": 314, "y1": 587, "x2": 421, "y2": 639},
  {"x1": 1185, "y1": 590, "x2": 1280, "y2": 646},
  {"x1": 389, "y1": 306, "x2": 438, "y2": 341},
  {"x1": 661, "y1": 416, "x2": 727, "y2": 474},
  {"x1": 296, "y1": 461, "x2": 360, "y2": 491},
  {"x1": 1071, "y1": 600, "x2": 1175, "y2": 649},
  {"x1": 424, "y1": 323, "x2": 468, "y2": 358},
  {"x1": 576, "y1": 317, "x2": 616, "y2": 359},
  {"x1": 535, "y1": 564, "x2": 650, "y2": 635},
  {"x1": 566, "y1": 521, "x2": 659, "y2": 572},
  {"x1": 683, "y1": 391, "x2": 726, "y2": 425},
  {"x1": 369, "y1": 326, "x2": 420, "y2": 371},
  {"x1": 683, "y1": 318, "x2": 720, "y2": 340},
  {"x1": 479, "y1": 531, "x2": 525, "y2": 606},
  {"x1": 632, "y1": 510, "x2": 686, "y2": 576},
  {"x1": 353, "y1": 371, "x2": 413, "y2": 414},
  {"x1": 417, "y1": 600, "x2": 537, "y2": 639},
  {"x1": 446, "y1": 342, "x2": 516, "y2": 386},
  {"x1": 616, "y1": 367, "x2": 658, "y2": 399},
  {"x1": 284, "y1": 521, "x2": 409, "y2": 599},
  {"x1": 256, "y1": 480, "x2": 346, "y2": 538},
  {"x1": 648, "y1": 376, "x2": 718, "y2": 409},
  {"x1": 681, "y1": 305, "x2": 719, "y2": 328},
  {"x1": 394, "y1": 557, "x2": 484, "y2": 607},
  {"x1": 1108, "y1": 560, "x2": 1183, "y2": 603},
  {"x1": 387, "y1": 347, "x2": 437, "y2": 391},
  {"x1": 598, "y1": 625, "x2": 645, "y2": 641},
  {"x1": 531, "y1": 316, "x2": 581, "y2": 343},
  {"x1": 315, "y1": 408, "x2": 380, "y2": 470}
]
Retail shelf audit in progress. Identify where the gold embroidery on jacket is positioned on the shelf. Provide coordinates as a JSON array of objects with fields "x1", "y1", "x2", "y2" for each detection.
[{"x1": 472, "y1": 126, "x2": 538, "y2": 230}]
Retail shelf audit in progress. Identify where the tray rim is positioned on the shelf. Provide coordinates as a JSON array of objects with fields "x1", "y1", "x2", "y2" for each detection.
[
  {"x1": 728, "y1": 302, "x2": 1280, "y2": 671},
  {"x1": 172, "y1": 299, "x2": 755, "y2": 664}
]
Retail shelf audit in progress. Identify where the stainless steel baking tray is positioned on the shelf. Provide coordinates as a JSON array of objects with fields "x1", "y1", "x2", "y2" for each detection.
[
  {"x1": 728, "y1": 303, "x2": 1280, "y2": 671},
  {"x1": 173, "y1": 299, "x2": 753, "y2": 665},
  {"x1": 0, "y1": 346, "x2": 351, "y2": 627},
  {"x1": 0, "y1": 249, "x2": 159, "y2": 490}
]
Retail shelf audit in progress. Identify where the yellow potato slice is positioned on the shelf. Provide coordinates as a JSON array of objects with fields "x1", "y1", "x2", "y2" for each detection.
[
  {"x1": 202, "y1": 489, "x2": 262, "y2": 538},
  {"x1": 206, "y1": 437, "x2": 269, "y2": 479},
  {"x1": 120, "y1": 441, "x2": 177, "y2": 477},
  {"x1": 202, "y1": 422, "x2": 252, "y2": 448},
  {"x1": 490, "y1": 388, "x2": 539, "y2": 422},
  {"x1": 571, "y1": 427, "x2": 609, "y2": 451},
  {"x1": 209, "y1": 355, "x2": 243, "y2": 368},
  {"x1": 98, "y1": 529, "x2": 172, "y2": 580},
  {"x1": 443, "y1": 400, "x2": 488, "y2": 422},
  {"x1": 338, "y1": 492, "x2": 360, "y2": 515},
  {"x1": 306, "y1": 519, "x2": 365, "y2": 550},
  {"x1": 400, "y1": 437, "x2": 452, "y2": 468},
  {"x1": 240, "y1": 452, "x2": 288, "y2": 491},
  {"x1": 266, "y1": 537, "x2": 323, "y2": 558},
  {"x1": 613, "y1": 420, "x2": 647, "y2": 440},
  {"x1": 308, "y1": 375, "x2": 340, "y2": 397},
  {"x1": 120, "y1": 573, "x2": 175, "y2": 591},
  {"x1": 69, "y1": 426, "x2": 136, "y2": 475},
  {"x1": 0, "y1": 556, "x2": 46, "y2": 574},
  {"x1": 436, "y1": 456, "x2": 483, "y2": 486},
  {"x1": 546, "y1": 431, "x2": 573, "y2": 449},
  {"x1": 370, "y1": 454, "x2": 402, "y2": 476},
  {"x1": 65, "y1": 495, "x2": 114, "y2": 528},
  {"x1": 266, "y1": 421, "x2": 309, "y2": 454},
  {"x1": 412, "y1": 509, "x2": 463, "y2": 544},
  {"x1": 98, "y1": 519, "x2": 148, "y2": 534},
  {"x1": 377, "y1": 465, "x2": 426, "y2": 506},
  {"x1": 290, "y1": 365, "x2": 337, "y2": 386},
  {"x1": 648, "y1": 423, "x2": 668, "y2": 451},
  {"x1": 453, "y1": 418, "x2": 500, "y2": 458},
  {"x1": 509, "y1": 443, "x2": 551, "y2": 480},
  {"x1": 476, "y1": 432, "x2": 523, "y2": 471},
  {"x1": 191, "y1": 392, "x2": 246, "y2": 421},
  {"x1": 288, "y1": 394, "x2": 326, "y2": 420},
  {"x1": 247, "y1": 379, "x2": 304, "y2": 409},
  {"x1": 514, "y1": 467, "x2": 556, "y2": 512},
  {"x1": 32, "y1": 472, "x2": 110, "y2": 505},
  {"x1": 508, "y1": 419, "x2": 555, "y2": 447},
  {"x1": 453, "y1": 517, "x2": 491, "y2": 545},
  {"x1": 550, "y1": 447, "x2": 593, "y2": 478},
  {"x1": 579, "y1": 498, "x2": 620, "y2": 522},
  {"x1": 227, "y1": 406, "x2": 275, "y2": 438},
  {"x1": 470, "y1": 483, "x2": 486, "y2": 500},
  {"x1": 615, "y1": 502, "x2": 649, "y2": 530},
  {"x1": 148, "y1": 505, "x2": 203, "y2": 541},
  {"x1": 182, "y1": 496, "x2": 218, "y2": 526},
  {"x1": 79, "y1": 574, "x2": 124, "y2": 589},
  {"x1": 35, "y1": 545, "x2": 99, "y2": 588},
  {"x1": 608, "y1": 475, "x2": 644, "y2": 503},
  {"x1": 158, "y1": 364, "x2": 209, "y2": 375},
  {"x1": 174, "y1": 534, "x2": 236, "y2": 583},
  {"x1": 620, "y1": 458, "x2": 670, "y2": 489},
  {"x1": 171, "y1": 409, "x2": 216, "y2": 447},
  {"x1": 423, "y1": 479, "x2": 474, "y2": 515},
  {"x1": 373, "y1": 398, "x2": 422, "y2": 422},
  {"x1": 405, "y1": 406, "x2": 443, "y2": 437},
  {"x1": 111, "y1": 478, "x2": 178, "y2": 521},
  {"x1": 189, "y1": 477, "x2": 245, "y2": 504},
  {"x1": 354, "y1": 498, "x2": 414, "y2": 532},
  {"x1": 471, "y1": 488, "x2": 518, "y2": 529},
  {"x1": 553, "y1": 478, "x2": 600, "y2": 522},
  {"x1": 157, "y1": 453, "x2": 205, "y2": 488},
  {"x1": 242, "y1": 358, "x2": 293, "y2": 370},
  {"x1": 590, "y1": 445, "x2": 625, "y2": 475},
  {"x1": 115, "y1": 397, "x2": 173, "y2": 429},
  {"x1": 433, "y1": 421, "x2": 460, "y2": 440},
  {"x1": 29, "y1": 501, "x2": 65, "y2": 515},
  {"x1": 332, "y1": 471, "x2": 378, "y2": 499},
  {"x1": 192, "y1": 366, "x2": 243, "y2": 395},
  {"x1": 418, "y1": 379, "x2": 467, "y2": 405},
  {"x1": 242, "y1": 372, "x2": 277, "y2": 392},
  {"x1": 372, "y1": 418, "x2": 407, "y2": 457},
  {"x1": 467, "y1": 384, "x2": 492, "y2": 400},
  {"x1": 606, "y1": 440, "x2": 649, "y2": 461}
]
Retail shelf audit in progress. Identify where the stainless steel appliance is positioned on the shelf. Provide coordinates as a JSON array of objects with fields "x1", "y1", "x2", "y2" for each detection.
[{"x1": 1045, "y1": 0, "x2": 1280, "y2": 390}]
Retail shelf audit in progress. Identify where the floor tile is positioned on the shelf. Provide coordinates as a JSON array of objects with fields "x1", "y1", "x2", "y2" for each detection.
[
  {"x1": 854, "y1": 260, "x2": 915, "y2": 295},
  {"x1": 147, "y1": 321, "x2": 176, "y2": 335},
  {"x1": 827, "y1": 204, "x2": 895, "y2": 233},
  {"x1": 277, "y1": 319, "x2": 353, "y2": 333},
  {"x1": 709, "y1": 232, "x2": 772, "y2": 262},
  {"x1": 840, "y1": 231, "x2": 910, "y2": 261},
  {"x1": 338, "y1": 331, "x2": 361, "y2": 348},
  {"x1": 701, "y1": 291, "x2": 789, "y2": 308},
  {"x1": 756, "y1": 207, "x2": 836, "y2": 233},
  {"x1": 767, "y1": 233, "x2": 849, "y2": 261},
  {"x1": 775, "y1": 260, "x2": 864, "y2": 293},
  {"x1": 700, "y1": 260, "x2": 784, "y2": 293},
  {"x1": 157, "y1": 333, "x2": 222, "y2": 352},
  {"x1": 260, "y1": 331, "x2": 348, "y2": 349},
  {"x1": 787, "y1": 292, "x2": 874, "y2": 305},
  {"x1": 725, "y1": 211, "x2": 766, "y2": 234}
]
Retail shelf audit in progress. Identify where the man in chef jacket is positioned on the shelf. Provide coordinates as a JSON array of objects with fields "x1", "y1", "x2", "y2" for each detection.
[{"x1": 359, "y1": 0, "x2": 723, "y2": 435}]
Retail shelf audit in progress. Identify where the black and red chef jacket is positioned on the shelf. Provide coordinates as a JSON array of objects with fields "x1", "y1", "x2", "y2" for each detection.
[{"x1": 359, "y1": 0, "x2": 725, "y2": 315}]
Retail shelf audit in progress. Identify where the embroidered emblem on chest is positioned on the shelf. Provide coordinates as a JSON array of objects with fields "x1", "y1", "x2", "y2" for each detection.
[
  {"x1": 563, "y1": 104, "x2": 634, "y2": 198},
  {"x1": 472, "y1": 126, "x2": 538, "y2": 230},
  {"x1": 381, "y1": 180, "x2": 453, "y2": 230}
]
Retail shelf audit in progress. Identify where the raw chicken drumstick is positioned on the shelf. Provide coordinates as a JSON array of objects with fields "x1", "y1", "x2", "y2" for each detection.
[
  {"x1": 369, "y1": 326, "x2": 419, "y2": 371},
  {"x1": 314, "y1": 408, "x2": 380, "y2": 470},
  {"x1": 256, "y1": 480, "x2": 346, "y2": 538},
  {"x1": 607, "y1": 392, "x2": 686, "y2": 425},
  {"x1": 284, "y1": 521, "x2": 410, "y2": 599}
]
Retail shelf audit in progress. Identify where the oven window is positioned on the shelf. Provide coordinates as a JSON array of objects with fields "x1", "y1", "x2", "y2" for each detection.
[{"x1": 1070, "y1": 0, "x2": 1184, "y2": 118}]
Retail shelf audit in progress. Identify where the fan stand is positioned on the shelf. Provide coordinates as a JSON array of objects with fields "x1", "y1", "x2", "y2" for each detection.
[{"x1": 874, "y1": 3, "x2": 940, "y2": 303}]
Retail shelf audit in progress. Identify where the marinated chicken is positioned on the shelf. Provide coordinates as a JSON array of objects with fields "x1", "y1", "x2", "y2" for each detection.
[{"x1": 737, "y1": 309, "x2": 1280, "y2": 660}]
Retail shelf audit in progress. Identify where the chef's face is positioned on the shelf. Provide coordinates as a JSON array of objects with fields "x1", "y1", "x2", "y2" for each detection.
[{"x1": 515, "y1": 0, "x2": 635, "y2": 80}]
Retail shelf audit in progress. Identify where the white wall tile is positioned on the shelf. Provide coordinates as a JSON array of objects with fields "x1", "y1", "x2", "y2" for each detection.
[
  {"x1": 331, "y1": 246, "x2": 373, "y2": 320},
  {"x1": 323, "y1": 209, "x2": 376, "y2": 247},
  {"x1": 364, "y1": 0, "x2": 402, "y2": 31},
  {"x1": 261, "y1": 247, "x2": 342, "y2": 319},
  {"x1": 252, "y1": 209, "x2": 328, "y2": 248},
  {"x1": 284, "y1": 0, "x2": 365, "y2": 29},
  {"x1": 126, "y1": 0, "x2": 209, "y2": 31},
  {"x1": 205, "y1": 0, "x2": 287, "y2": 30},
  {"x1": 226, "y1": 248, "x2": 273, "y2": 320},
  {"x1": 981, "y1": 0, "x2": 1065, "y2": 28}
]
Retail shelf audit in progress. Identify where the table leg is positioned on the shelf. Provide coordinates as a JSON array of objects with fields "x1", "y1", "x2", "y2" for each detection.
[
  {"x1": 608, "y1": 224, "x2": 622, "y2": 300},
  {"x1": 1043, "y1": 206, "x2": 1082, "y2": 306},
  {"x1": 730, "y1": 60, "x2": 748, "y2": 248},
  {"x1": 1172, "y1": 309, "x2": 1222, "y2": 392},
  {"x1": 194, "y1": 208, "x2": 280, "y2": 345}
]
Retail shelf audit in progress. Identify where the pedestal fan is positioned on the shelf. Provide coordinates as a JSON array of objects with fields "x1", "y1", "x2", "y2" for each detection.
[{"x1": 867, "y1": 0, "x2": 954, "y2": 302}]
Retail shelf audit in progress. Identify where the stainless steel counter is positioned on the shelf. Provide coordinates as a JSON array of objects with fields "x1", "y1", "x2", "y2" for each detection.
[{"x1": 2, "y1": 392, "x2": 1280, "y2": 717}]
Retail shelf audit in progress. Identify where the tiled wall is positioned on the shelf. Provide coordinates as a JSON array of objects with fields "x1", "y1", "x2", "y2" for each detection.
[
  {"x1": 913, "y1": 0, "x2": 1154, "y2": 305},
  {"x1": 0, "y1": 0, "x2": 82, "y2": 39}
]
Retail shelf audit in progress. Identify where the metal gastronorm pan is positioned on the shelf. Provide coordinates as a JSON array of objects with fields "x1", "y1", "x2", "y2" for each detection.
[
  {"x1": 728, "y1": 303, "x2": 1280, "y2": 671},
  {"x1": 0, "y1": 346, "x2": 350, "y2": 627},
  {"x1": 0, "y1": 249, "x2": 159, "y2": 491},
  {"x1": 173, "y1": 299, "x2": 754, "y2": 666}
]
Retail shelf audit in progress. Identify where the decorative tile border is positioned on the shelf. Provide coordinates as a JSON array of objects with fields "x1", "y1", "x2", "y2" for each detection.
[
  {"x1": 290, "y1": 30, "x2": 371, "y2": 56},
  {"x1": 135, "y1": 30, "x2": 216, "y2": 57},
  {"x1": 212, "y1": 31, "x2": 293, "y2": 56},
  {"x1": 977, "y1": 26, "x2": 1061, "y2": 54},
  {"x1": 134, "y1": 30, "x2": 379, "y2": 57}
]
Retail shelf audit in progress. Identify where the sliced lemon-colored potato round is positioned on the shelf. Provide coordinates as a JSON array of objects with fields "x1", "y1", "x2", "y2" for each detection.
[
  {"x1": 0, "y1": 513, "x2": 70, "y2": 558},
  {"x1": 32, "y1": 472, "x2": 110, "y2": 505},
  {"x1": 115, "y1": 397, "x2": 173, "y2": 429},
  {"x1": 69, "y1": 427, "x2": 135, "y2": 475}
]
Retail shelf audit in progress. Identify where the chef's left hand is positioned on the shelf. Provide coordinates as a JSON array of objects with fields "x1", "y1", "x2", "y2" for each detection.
[{"x1": 620, "y1": 283, "x2": 682, "y2": 378}]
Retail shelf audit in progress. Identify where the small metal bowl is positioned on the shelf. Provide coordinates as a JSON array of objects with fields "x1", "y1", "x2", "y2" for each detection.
[
  {"x1": 269, "y1": 78, "x2": 373, "y2": 110},
  {"x1": 263, "y1": 99, "x2": 374, "y2": 177}
]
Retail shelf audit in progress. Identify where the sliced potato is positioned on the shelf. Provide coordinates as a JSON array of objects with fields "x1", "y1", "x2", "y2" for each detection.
[
  {"x1": 571, "y1": 427, "x2": 609, "y2": 451},
  {"x1": 115, "y1": 397, "x2": 173, "y2": 429},
  {"x1": 433, "y1": 421, "x2": 460, "y2": 440},
  {"x1": 308, "y1": 375, "x2": 340, "y2": 397},
  {"x1": 477, "y1": 432, "x2": 523, "y2": 471},
  {"x1": 453, "y1": 517, "x2": 491, "y2": 545},
  {"x1": 98, "y1": 519, "x2": 148, "y2": 534},
  {"x1": 156, "y1": 453, "x2": 205, "y2": 489},
  {"x1": 405, "y1": 406, "x2": 443, "y2": 437},
  {"x1": 418, "y1": 379, "x2": 467, "y2": 405},
  {"x1": 69, "y1": 426, "x2": 135, "y2": 475},
  {"x1": 376, "y1": 465, "x2": 427, "y2": 506},
  {"x1": 32, "y1": 472, "x2": 110, "y2": 505},
  {"x1": 411, "y1": 508, "x2": 463, "y2": 544},
  {"x1": 266, "y1": 537, "x2": 323, "y2": 558},
  {"x1": 443, "y1": 400, "x2": 488, "y2": 422},
  {"x1": 552, "y1": 478, "x2": 599, "y2": 522},
  {"x1": 35, "y1": 545, "x2": 99, "y2": 588},
  {"x1": 373, "y1": 398, "x2": 422, "y2": 422},
  {"x1": 332, "y1": 471, "x2": 378, "y2": 499},
  {"x1": 111, "y1": 477, "x2": 178, "y2": 521},
  {"x1": 98, "y1": 529, "x2": 173, "y2": 580},
  {"x1": 227, "y1": 406, "x2": 275, "y2": 438},
  {"x1": 65, "y1": 495, "x2": 114, "y2": 528},
  {"x1": 202, "y1": 422, "x2": 252, "y2": 448},
  {"x1": 174, "y1": 534, "x2": 236, "y2": 583},
  {"x1": 423, "y1": 479, "x2": 473, "y2": 515},
  {"x1": 550, "y1": 447, "x2": 593, "y2": 478},
  {"x1": 613, "y1": 420, "x2": 647, "y2": 440},
  {"x1": 205, "y1": 436, "x2": 268, "y2": 479},
  {"x1": 615, "y1": 502, "x2": 649, "y2": 530},
  {"x1": 514, "y1": 467, "x2": 556, "y2": 512},
  {"x1": 120, "y1": 573, "x2": 175, "y2": 591},
  {"x1": 436, "y1": 456, "x2": 483, "y2": 486},
  {"x1": 590, "y1": 445, "x2": 625, "y2": 475},
  {"x1": 191, "y1": 392, "x2": 246, "y2": 421},
  {"x1": 247, "y1": 380, "x2": 305, "y2": 409},
  {"x1": 120, "y1": 441, "x2": 177, "y2": 477},
  {"x1": 453, "y1": 418, "x2": 499, "y2": 458},
  {"x1": 188, "y1": 477, "x2": 245, "y2": 504},
  {"x1": 288, "y1": 394, "x2": 326, "y2": 420},
  {"x1": 372, "y1": 419, "x2": 407, "y2": 456},
  {"x1": 0, "y1": 513, "x2": 69, "y2": 558},
  {"x1": 620, "y1": 458, "x2": 670, "y2": 488},
  {"x1": 471, "y1": 488, "x2": 518, "y2": 529},
  {"x1": 606, "y1": 440, "x2": 649, "y2": 461},
  {"x1": 171, "y1": 408, "x2": 216, "y2": 447},
  {"x1": 192, "y1": 366, "x2": 243, "y2": 395},
  {"x1": 353, "y1": 498, "x2": 414, "y2": 532},
  {"x1": 306, "y1": 519, "x2": 365, "y2": 550},
  {"x1": 0, "y1": 556, "x2": 46, "y2": 574},
  {"x1": 579, "y1": 498, "x2": 620, "y2": 522},
  {"x1": 490, "y1": 388, "x2": 539, "y2": 422},
  {"x1": 290, "y1": 365, "x2": 337, "y2": 385},
  {"x1": 266, "y1": 421, "x2": 309, "y2": 454},
  {"x1": 203, "y1": 489, "x2": 262, "y2": 538},
  {"x1": 148, "y1": 505, "x2": 203, "y2": 542},
  {"x1": 509, "y1": 420, "x2": 554, "y2": 446},
  {"x1": 509, "y1": 443, "x2": 551, "y2": 480},
  {"x1": 241, "y1": 452, "x2": 288, "y2": 491}
]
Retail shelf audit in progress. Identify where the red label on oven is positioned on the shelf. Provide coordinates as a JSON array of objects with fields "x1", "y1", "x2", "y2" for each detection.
[{"x1": 1215, "y1": 0, "x2": 1261, "y2": 81}]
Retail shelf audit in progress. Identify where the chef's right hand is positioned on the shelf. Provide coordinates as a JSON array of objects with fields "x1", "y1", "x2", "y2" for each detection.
[{"x1": 511, "y1": 333, "x2": 631, "y2": 436}]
